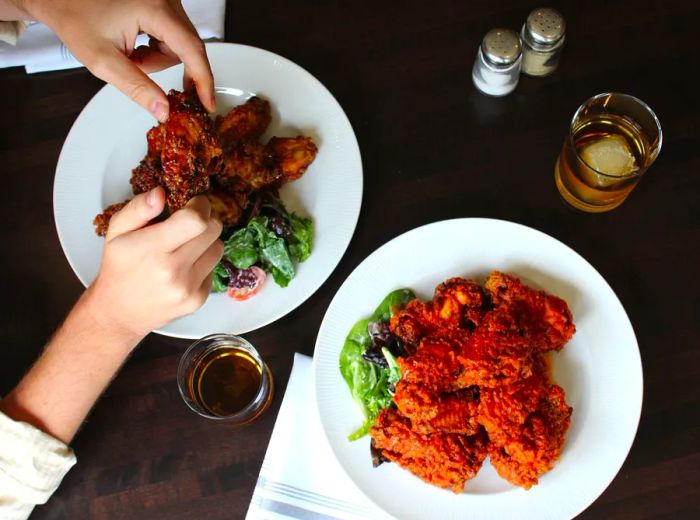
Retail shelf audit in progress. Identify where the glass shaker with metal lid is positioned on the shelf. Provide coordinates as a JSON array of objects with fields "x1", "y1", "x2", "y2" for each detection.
[
  {"x1": 520, "y1": 7, "x2": 566, "y2": 77},
  {"x1": 472, "y1": 28, "x2": 522, "y2": 97}
]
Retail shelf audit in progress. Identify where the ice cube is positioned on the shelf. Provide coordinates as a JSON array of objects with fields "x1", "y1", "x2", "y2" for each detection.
[{"x1": 580, "y1": 135, "x2": 638, "y2": 176}]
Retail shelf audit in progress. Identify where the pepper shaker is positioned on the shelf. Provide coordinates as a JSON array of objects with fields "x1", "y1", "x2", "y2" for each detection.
[
  {"x1": 472, "y1": 28, "x2": 522, "y2": 97},
  {"x1": 520, "y1": 8, "x2": 566, "y2": 77}
]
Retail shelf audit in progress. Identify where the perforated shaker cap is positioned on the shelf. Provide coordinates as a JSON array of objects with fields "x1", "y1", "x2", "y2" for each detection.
[
  {"x1": 523, "y1": 7, "x2": 565, "y2": 46},
  {"x1": 481, "y1": 28, "x2": 521, "y2": 66}
]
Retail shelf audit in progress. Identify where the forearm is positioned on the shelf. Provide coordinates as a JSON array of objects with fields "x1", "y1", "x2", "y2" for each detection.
[{"x1": 0, "y1": 288, "x2": 143, "y2": 444}]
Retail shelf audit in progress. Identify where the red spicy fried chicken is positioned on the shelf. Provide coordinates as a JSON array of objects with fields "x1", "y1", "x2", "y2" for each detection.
[
  {"x1": 369, "y1": 273, "x2": 574, "y2": 492},
  {"x1": 479, "y1": 371, "x2": 572, "y2": 489},
  {"x1": 485, "y1": 271, "x2": 575, "y2": 352},
  {"x1": 370, "y1": 408, "x2": 488, "y2": 493}
]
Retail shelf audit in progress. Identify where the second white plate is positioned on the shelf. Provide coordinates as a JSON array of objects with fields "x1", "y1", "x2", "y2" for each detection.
[{"x1": 313, "y1": 218, "x2": 642, "y2": 520}]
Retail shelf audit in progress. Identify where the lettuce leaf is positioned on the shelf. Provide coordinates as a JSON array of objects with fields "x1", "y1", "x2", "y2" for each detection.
[{"x1": 339, "y1": 289, "x2": 416, "y2": 440}]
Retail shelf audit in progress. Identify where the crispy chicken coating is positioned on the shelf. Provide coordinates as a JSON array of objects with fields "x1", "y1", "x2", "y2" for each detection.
[
  {"x1": 205, "y1": 182, "x2": 248, "y2": 227},
  {"x1": 93, "y1": 200, "x2": 129, "y2": 237},
  {"x1": 94, "y1": 91, "x2": 317, "y2": 236},
  {"x1": 485, "y1": 271, "x2": 575, "y2": 352},
  {"x1": 215, "y1": 96, "x2": 271, "y2": 146},
  {"x1": 215, "y1": 136, "x2": 318, "y2": 194},
  {"x1": 371, "y1": 273, "x2": 574, "y2": 492},
  {"x1": 370, "y1": 408, "x2": 488, "y2": 493},
  {"x1": 479, "y1": 375, "x2": 572, "y2": 489},
  {"x1": 217, "y1": 140, "x2": 276, "y2": 193},
  {"x1": 393, "y1": 382, "x2": 481, "y2": 435},
  {"x1": 267, "y1": 136, "x2": 318, "y2": 185},
  {"x1": 160, "y1": 90, "x2": 222, "y2": 210},
  {"x1": 130, "y1": 155, "x2": 162, "y2": 194}
]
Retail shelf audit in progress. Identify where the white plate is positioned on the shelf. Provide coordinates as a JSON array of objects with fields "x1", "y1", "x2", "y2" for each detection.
[
  {"x1": 54, "y1": 43, "x2": 362, "y2": 338},
  {"x1": 313, "y1": 218, "x2": 642, "y2": 520}
]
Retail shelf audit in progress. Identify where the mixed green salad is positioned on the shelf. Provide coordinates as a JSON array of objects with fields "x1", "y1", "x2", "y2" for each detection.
[
  {"x1": 212, "y1": 192, "x2": 313, "y2": 300},
  {"x1": 339, "y1": 289, "x2": 416, "y2": 440}
]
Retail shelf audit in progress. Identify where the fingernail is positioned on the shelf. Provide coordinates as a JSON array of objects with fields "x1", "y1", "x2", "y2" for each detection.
[
  {"x1": 149, "y1": 100, "x2": 168, "y2": 123},
  {"x1": 147, "y1": 188, "x2": 158, "y2": 207}
]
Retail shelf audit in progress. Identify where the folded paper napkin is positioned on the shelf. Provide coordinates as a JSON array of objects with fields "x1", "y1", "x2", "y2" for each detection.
[
  {"x1": 247, "y1": 353, "x2": 392, "y2": 520},
  {"x1": 0, "y1": 0, "x2": 225, "y2": 73}
]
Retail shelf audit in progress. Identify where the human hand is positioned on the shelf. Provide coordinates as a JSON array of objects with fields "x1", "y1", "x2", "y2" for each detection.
[
  {"x1": 18, "y1": 0, "x2": 215, "y2": 121},
  {"x1": 85, "y1": 187, "x2": 223, "y2": 341}
]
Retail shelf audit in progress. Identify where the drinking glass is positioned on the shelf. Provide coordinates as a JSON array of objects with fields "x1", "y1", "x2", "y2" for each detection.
[
  {"x1": 555, "y1": 93, "x2": 662, "y2": 212},
  {"x1": 177, "y1": 334, "x2": 274, "y2": 424}
]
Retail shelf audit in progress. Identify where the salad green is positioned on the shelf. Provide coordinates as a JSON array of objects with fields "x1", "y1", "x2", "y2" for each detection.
[
  {"x1": 212, "y1": 195, "x2": 313, "y2": 291},
  {"x1": 339, "y1": 289, "x2": 416, "y2": 440}
]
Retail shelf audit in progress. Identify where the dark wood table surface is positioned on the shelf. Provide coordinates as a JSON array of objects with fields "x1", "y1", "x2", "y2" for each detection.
[{"x1": 1, "y1": 1, "x2": 698, "y2": 518}]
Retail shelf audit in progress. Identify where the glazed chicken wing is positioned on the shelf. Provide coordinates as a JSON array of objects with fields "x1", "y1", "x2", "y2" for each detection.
[
  {"x1": 215, "y1": 96, "x2": 271, "y2": 146},
  {"x1": 161, "y1": 89, "x2": 222, "y2": 210},
  {"x1": 93, "y1": 200, "x2": 129, "y2": 237},
  {"x1": 216, "y1": 136, "x2": 318, "y2": 194},
  {"x1": 205, "y1": 182, "x2": 248, "y2": 227}
]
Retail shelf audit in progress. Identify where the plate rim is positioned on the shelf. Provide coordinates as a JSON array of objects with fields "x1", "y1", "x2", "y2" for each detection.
[
  {"x1": 312, "y1": 216, "x2": 643, "y2": 519},
  {"x1": 53, "y1": 42, "x2": 364, "y2": 338}
]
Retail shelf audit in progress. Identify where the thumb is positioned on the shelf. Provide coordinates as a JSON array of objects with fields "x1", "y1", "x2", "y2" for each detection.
[
  {"x1": 106, "y1": 187, "x2": 165, "y2": 241},
  {"x1": 88, "y1": 46, "x2": 170, "y2": 122}
]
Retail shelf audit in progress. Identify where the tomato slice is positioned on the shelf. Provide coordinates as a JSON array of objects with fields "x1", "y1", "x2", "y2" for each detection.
[{"x1": 227, "y1": 266, "x2": 267, "y2": 301}]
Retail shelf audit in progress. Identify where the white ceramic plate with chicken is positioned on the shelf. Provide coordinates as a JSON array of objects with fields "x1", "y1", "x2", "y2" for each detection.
[
  {"x1": 54, "y1": 43, "x2": 362, "y2": 338},
  {"x1": 313, "y1": 218, "x2": 642, "y2": 520}
]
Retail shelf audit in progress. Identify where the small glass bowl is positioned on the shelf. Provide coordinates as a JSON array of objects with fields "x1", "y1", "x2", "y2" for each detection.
[{"x1": 177, "y1": 334, "x2": 274, "y2": 424}]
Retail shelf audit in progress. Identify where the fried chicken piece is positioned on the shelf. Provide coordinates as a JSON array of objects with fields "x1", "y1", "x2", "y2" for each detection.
[
  {"x1": 370, "y1": 408, "x2": 488, "y2": 493},
  {"x1": 160, "y1": 89, "x2": 222, "y2": 210},
  {"x1": 485, "y1": 271, "x2": 575, "y2": 352},
  {"x1": 267, "y1": 136, "x2": 318, "y2": 185},
  {"x1": 130, "y1": 155, "x2": 162, "y2": 194},
  {"x1": 478, "y1": 371, "x2": 572, "y2": 489},
  {"x1": 216, "y1": 136, "x2": 319, "y2": 194},
  {"x1": 146, "y1": 123, "x2": 166, "y2": 158},
  {"x1": 390, "y1": 299, "x2": 437, "y2": 349},
  {"x1": 390, "y1": 278, "x2": 486, "y2": 349},
  {"x1": 215, "y1": 96, "x2": 271, "y2": 146},
  {"x1": 397, "y1": 338, "x2": 463, "y2": 391},
  {"x1": 393, "y1": 383, "x2": 481, "y2": 435},
  {"x1": 93, "y1": 200, "x2": 129, "y2": 237},
  {"x1": 456, "y1": 308, "x2": 536, "y2": 388},
  {"x1": 217, "y1": 140, "x2": 277, "y2": 193},
  {"x1": 205, "y1": 182, "x2": 248, "y2": 227}
]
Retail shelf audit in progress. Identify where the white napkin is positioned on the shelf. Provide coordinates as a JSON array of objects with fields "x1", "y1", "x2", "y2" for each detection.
[
  {"x1": 247, "y1": 353, "x2": 392, "y2": 520},
  {"x1": 0, "y1": 0, "x2": 225, "y2": 73}
]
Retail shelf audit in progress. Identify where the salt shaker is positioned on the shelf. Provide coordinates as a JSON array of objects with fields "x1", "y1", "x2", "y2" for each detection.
[
  {"x1": 472, "y1": 28, "x2": 522, "y2": 97},
  {"x1": 520, "y1": 8, "x2": 566, "y2": 77}
]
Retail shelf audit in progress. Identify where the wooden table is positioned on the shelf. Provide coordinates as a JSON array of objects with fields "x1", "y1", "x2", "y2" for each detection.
[{"x1": 1, "y1": 1, "x2": 698, "y2": 518}]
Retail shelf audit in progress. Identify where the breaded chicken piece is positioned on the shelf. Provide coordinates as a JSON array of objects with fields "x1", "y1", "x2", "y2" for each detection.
[
  {"x1": 217, "y1": 140, "x2": 276, "y2": 193},
  {"x1": 205, "y1": 182, "x2": 248, "y2": 227},
  {"x1": 390, "y1": 278, "x2": 486, "y2": 349},
  {"x1": 267, "y1": 136, "x2": 318, "y2": 185},
  {"x1": 130, "y1": 155, "x2": 162, "y2": 194},
  {"x1": 485, "y1": 271, "x2": 575, "y2": 352},
  {"x1": 480, "y1": 377, "x2": 572, "y2": 489},
  {"x1": 93, "y1": 200, "x2": 129, "y2": 237},
  {"x1": 161, "y1": 89, "x2": 222, "y2": 210},
  {"x1": 216, "y1": 136, "x2": 318, "y2": 194},
  {"x1": 215, "y1": 96, "x2": 271, "y2": 146},
  {"x1": 456, "y1": 308, "x2": 536, "y2": 388},
  {"x1": 393, "y1": 383, "x2": 481, "y2": 435},
  {"x1": 370, "y1": 408, "x2": 488, "y2": 493}
]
